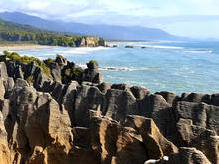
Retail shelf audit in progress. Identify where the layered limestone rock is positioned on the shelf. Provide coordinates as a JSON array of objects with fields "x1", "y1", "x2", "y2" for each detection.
[
  {"x1": 0, "y1": 80, "x2": 179, "y2": 164},
  {"x1": 82, "y1": 61, "x2": 103, "y2": 84},
  {"x1": 168, "y1": 147, "x2": 211, "y2": 164},
  {"x1": 0, "y1": 112, "x2": 11, "y2": 164},
  {"x1": 0, "y1": 55, "x2": 218, "y2": 164}
]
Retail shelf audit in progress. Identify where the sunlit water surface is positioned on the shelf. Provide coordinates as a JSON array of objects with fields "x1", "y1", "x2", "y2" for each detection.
[{"x1": 15, "y1": 41, "x2": 219, "y2": 94}]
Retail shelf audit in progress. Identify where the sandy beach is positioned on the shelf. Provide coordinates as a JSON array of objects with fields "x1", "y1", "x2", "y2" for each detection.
[{"x1": 0, "y1": 44, "x2": 59, "y2": 52}]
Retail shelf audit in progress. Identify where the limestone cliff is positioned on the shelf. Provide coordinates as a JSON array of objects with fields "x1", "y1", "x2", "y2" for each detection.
[
  {"x1": 79, "y1": 37, "x2": 105, "y2": 47},
  {"x1": 0, "y1": 53, "x2": 218, "y2": 164}
]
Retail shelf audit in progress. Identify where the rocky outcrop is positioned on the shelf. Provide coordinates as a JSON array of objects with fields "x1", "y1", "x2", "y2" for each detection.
[
  {"x1": 168, "y1": 147, "x2": 211, "y2": 164},
  {"x1": 174, "y1": 101, "x2": 219, "y2": 164},
  {"x1": 79, "y1": 37, "x2": 105, "y2": 47},
  {"x1": 0, "y1": 112, "x2": 11, "y2": 164},
  {"x1": 0, "y1": 78, "x2": 179, "y2": 164},
  {"x1": 0, "y1": 55, "x2": 218, "y2": 164},
  {"x1": 124, "y1": 115, "x2": 178, "y2": 159},
  {"x1": 0, "y1": 53, "x2": 103, "y2": 91},
  {"x1": 176, "y1": 119, "x2": 219, "y2": 164},
  {"x1": 82, "y1": 61, "x2": 103, "y2": 84}
]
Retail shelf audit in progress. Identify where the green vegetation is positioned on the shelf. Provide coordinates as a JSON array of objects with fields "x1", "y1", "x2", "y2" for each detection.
[
  {"x1": 0, "y1": 19, "x2": 104, "y2": 47},
  {"x1": 89, "y1": 60, "x2": 98, "y2": 64},
  {"x1": 64, "y1": 66, "x2": 83, "y2": 78},
  {"x1": 0, "y1": 30, "x2": 85, "y2": 47},
  {"x1": 40, "y1": 64, "x2": 51, "y2": 76},
  {"x1": 0, "y1": 18, "x2": 45, "y2": 33},
  {"x1": 26, "y1": 76, "x2": 34, "y2": 84},
  {"x1": 73, "y1": 66, "x2": 83, "y2": 77},
  {"x1": 65, "y1": 68, "x2": 71, "y2": 76},
  {"x1": 45, "y1": 58, "x2": 54, "y2": 63},
  {"x1": 0, "y1": 51, "x2": 51, "y2": 76},
  {"x1": 56, "y1": 54, "x2": 63, "y2": 59}
]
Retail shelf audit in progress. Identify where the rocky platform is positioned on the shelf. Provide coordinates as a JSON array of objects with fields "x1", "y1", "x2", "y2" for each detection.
[{"x1": 0, "y1": 52, "x2": 218, "y2": 164}]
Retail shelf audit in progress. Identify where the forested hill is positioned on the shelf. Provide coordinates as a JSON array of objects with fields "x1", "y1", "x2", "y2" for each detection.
[
  {"x1": 0, "y1": 12, "x2": 186, "y2": 41},
  {"x1": 0, "y1": 19, "x2": 105, "y2": 47},
  {"x1": 0, "y1": 18, "x2": 47, "y2": 33}
]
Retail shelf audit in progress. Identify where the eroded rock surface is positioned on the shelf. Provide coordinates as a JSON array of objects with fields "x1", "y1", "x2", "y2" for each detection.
[{"x1": 0, "y1": 56, "x2": 218, "y2": 164}]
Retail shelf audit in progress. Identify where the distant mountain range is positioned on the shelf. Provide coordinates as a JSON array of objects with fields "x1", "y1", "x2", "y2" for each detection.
[
  {"x1": 0, "y1": 18, "x2": 48, "y2": 33},
  {"x1": 0, "y1": 12, "x2": 186, "y2": 41}
]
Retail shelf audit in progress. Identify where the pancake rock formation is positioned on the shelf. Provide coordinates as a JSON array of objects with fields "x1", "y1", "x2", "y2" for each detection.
[{"x1": 0, "y1": 52, "x2": 218, "y2": 164}]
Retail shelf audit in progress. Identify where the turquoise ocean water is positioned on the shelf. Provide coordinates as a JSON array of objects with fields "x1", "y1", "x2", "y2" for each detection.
[{"x1": 15, "y1": 41, "x2": 219, "y2": 94}]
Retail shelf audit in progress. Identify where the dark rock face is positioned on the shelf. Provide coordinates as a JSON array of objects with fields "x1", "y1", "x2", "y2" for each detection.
[
  {"x1": 0, "y1": 57, "x2": 218, "y2": 164},
  {"x1": 46, "y1": 61, "x2": 62, "y2": 83},
  {"x1": 82, "y1": 61, "x2": 103, "y2": 84},
  {"x1": 6, "y1": 61, "x2": 24, "y2": 79},
  {"x1": 176, "y1": 119, "x2": 218, "y2": 164},
  {"x1": 156, "y1": 91, "x2": 179, "y2": 106},
  {"x1": 74, "y1": 84, "x2": 104, "y2": 127},
  {"x1": 175, "y1": 101, "x2": 219, "y2": 134},
  {"x1": 130, "y1": 86, "x2": 150, "y2": 100},
  {"x1": 168, "y1": 147, "x2": 211, "y2": 164},
  {"x1": 97, "y1": 82, "x2": 111, "y2": 94},
  {"x1": 1, "y1": 55, "x2": 103, "y2": 91},
  {"x1": 103, "y1": 89, "x2": 137, "y2": 121}
]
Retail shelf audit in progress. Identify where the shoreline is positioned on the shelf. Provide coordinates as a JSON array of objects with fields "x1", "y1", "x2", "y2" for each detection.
[{"x1": 0, "y1": 44, "x2": 60, "y2": 51}]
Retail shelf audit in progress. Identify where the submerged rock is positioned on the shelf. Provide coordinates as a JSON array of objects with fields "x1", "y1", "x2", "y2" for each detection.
[{"x1": 125, "y1": 45, "x2": 134, "y2": 48}]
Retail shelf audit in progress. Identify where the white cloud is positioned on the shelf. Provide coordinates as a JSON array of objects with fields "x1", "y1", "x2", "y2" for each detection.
[
  {"x1": 27, "y1": 1, "x2": 50, "y2": 10},
  {"x1": 1, "y1": 0, "x2": 219, "y2": 38}
]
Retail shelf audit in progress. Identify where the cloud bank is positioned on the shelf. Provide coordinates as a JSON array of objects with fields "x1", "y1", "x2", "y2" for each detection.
[{"x1": 1, "y1": 0, "x2": 219, "y2": 38}]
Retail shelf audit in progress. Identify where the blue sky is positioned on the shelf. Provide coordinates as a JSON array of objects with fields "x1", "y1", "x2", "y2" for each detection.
[{"x1": 1, "y1": 0, "x2": 219, "y2": 38}]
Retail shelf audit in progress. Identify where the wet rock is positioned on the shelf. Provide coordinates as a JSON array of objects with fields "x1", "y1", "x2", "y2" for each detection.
[{"x1": 125, "y1": 45, "x2": 134, "y2": 48}]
